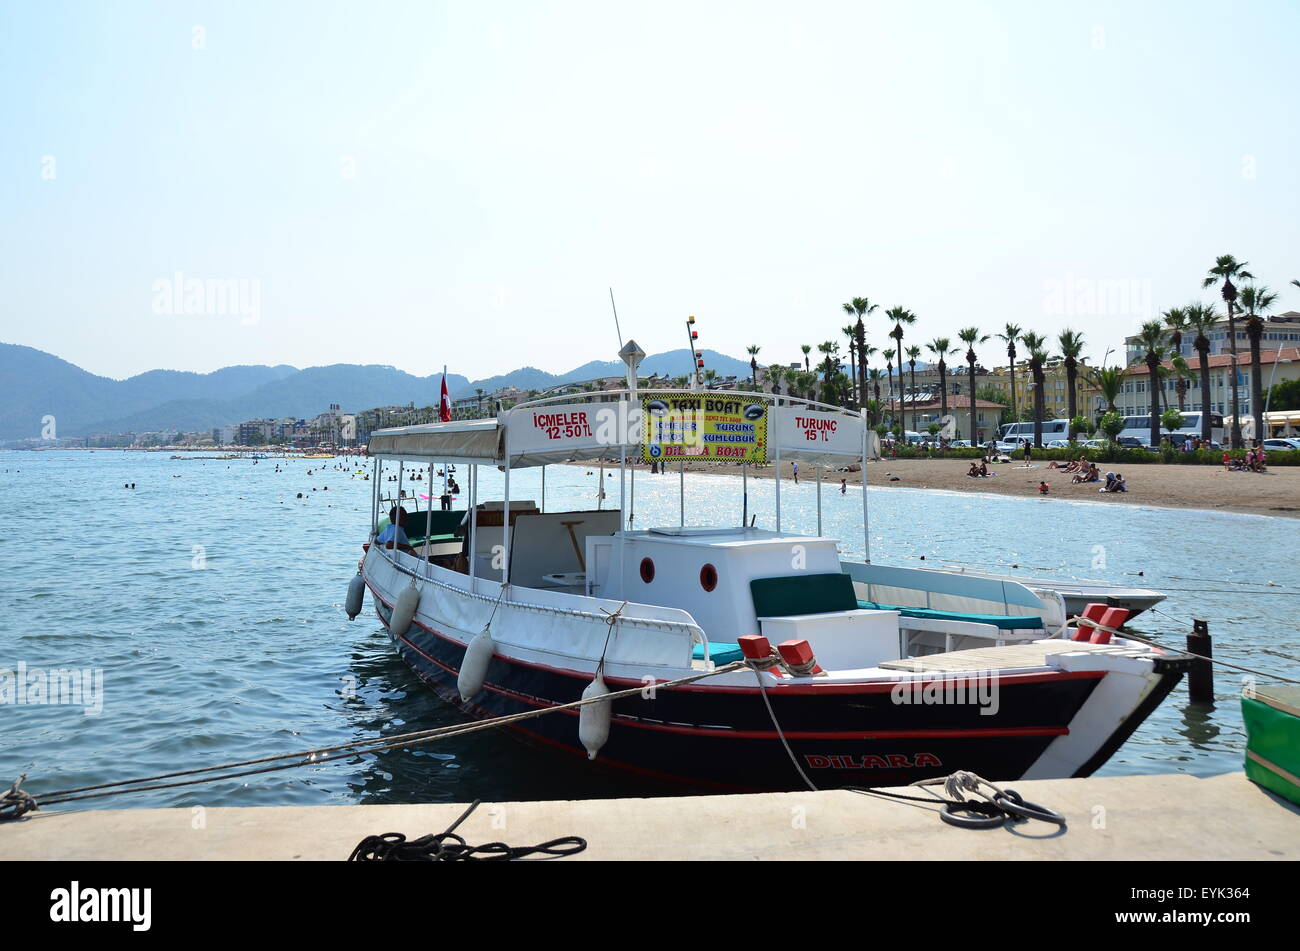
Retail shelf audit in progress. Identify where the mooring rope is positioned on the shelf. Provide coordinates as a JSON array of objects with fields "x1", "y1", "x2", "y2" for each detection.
[
  {"x1": 1, "y1": 660, "x2": 748, "y2": 819},
  {"x1": 1048, "y1": 613, "x2": 1300, "y2": 685}
]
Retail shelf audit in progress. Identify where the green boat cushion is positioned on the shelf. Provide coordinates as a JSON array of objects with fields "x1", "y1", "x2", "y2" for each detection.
[
  {"x1": 692, "y1": 642, "x2": 745, "y2": 664},
  {"x1": 750, "y1": 574, "x2": 859, "y2": 618},
  {"x1": 749, "y1": 573, "x2": 1043, "y2": 630},
  {"x1": 1242, "y1": 694, "x2": 1300, "y2": 806},
  {"x1": 857, "y1": 600, "x2": 1043, "y2": 630}
]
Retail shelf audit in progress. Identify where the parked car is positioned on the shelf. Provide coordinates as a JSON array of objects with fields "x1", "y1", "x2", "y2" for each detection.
[
  {"x1": 1263, "y1": 438, "x2": 1300, "y2": 452},
  {"x1": 1045, "y1": 439, "x2": 1072, "y2": 450},
  {"x1": 1081, "y1": 439, "x2": 1107, "y2": 450}
]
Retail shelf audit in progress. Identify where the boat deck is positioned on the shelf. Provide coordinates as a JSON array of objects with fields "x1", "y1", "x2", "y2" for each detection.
[
  {"x1": 879, "y1": 639, "x2": 1155, "y2": 673},
  {"x1": 2, "y1": 772, "x2": 1295, "y2": 860}
]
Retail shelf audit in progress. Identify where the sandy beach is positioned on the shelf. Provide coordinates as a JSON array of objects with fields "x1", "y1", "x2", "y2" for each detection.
[{"x1": 596, "y1": 457, "x2": 1300, "y2": 519}]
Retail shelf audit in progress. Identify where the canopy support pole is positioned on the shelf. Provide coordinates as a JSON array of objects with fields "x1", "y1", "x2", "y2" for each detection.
[
  {"x1": 816, "y1": 466, "x2": 822, "y2": 536},
  {"x1": 540, "y1": 465, "x2": 546, "y2": 513},
  {"x1": 742, "y1": 463, "x2": 748, "y2": 528},
  {"x1": 468, "y1": 464, "x2": 477, "y2": 581},
  {"x1": 424, "y1": 463, "x2": 434, "y2": 567},
  {"x1": 774, "y1": 440, "x2": 782, "y2": 532},
  {"x1": 502, "y1": 426, "x2": 511, "y2": 586},
  {"x1": 861, "y1": 408, "x2": 871, "y2": 563},
  {"x1": 679, "y1": 459, "x2": 684, "y2": 527},
  {"x1": 370, "y1": 459, "x2": 379, "y2": 537}
]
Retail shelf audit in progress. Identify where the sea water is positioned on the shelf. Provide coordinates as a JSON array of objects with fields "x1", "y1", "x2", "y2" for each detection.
[{"x1": 1, "y1": 450, "x2": 1296, "y2": 810}]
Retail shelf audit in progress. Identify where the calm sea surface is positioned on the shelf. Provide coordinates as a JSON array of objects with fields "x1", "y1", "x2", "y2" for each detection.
[{"x1": 2, "y1": 449, "x2": 1297, "y2": 811}]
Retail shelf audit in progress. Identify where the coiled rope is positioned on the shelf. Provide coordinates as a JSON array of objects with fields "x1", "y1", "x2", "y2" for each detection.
[
  {"x1": 347, "y1": 800, "x2": 587, "y2": 862},
  {"x1": 0, "y1": 660, "x2": 747, "y2": 820}
]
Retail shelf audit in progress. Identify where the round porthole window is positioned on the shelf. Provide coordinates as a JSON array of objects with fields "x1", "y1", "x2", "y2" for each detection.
[
  {"x1": 639, "y1": 557, "x2": 655, "y2": 584},
  {"x1": 699, "y1": 563, "x2": 718, "y2": 592}
]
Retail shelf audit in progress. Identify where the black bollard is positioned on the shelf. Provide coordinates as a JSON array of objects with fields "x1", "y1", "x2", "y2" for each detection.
[{"x1": 1186, "y1": 618, "x2": 1214, "y2": 703}]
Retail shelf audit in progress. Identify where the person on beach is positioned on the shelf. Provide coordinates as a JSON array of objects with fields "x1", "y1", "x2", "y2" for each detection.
[
  {"x1": 968, "y1": 462, "x2": 980, "y2": 478},
  {"x1": 978, "y1": 461, "x2": 989, "y2": 477},
  {"x1": 1038, "y1": 481, "x2": 1049, "y2": 494},
  {"x1": 1113, "y1": 473, "x2": 1128, "y2": 492},
  {"x1": 840, "y1": 478, "x2": 847, "y2": 494},
  {"x1": 1023, "y1": 441, "x2": 1033, "y2": 462},
  {"x1": 793, "y1": 461, "x2": 799, "y2": 484}
]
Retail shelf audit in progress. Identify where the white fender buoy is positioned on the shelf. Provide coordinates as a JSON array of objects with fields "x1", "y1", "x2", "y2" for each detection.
[
  {"x1": 389, "y1": 584, "x2": 420, "y2": 637},
  {"x1": 345, "y1": 572, "x2": 366, "y2": 620},
  {"x1": 578, "y1": 669, "x2": 612, "y2": 760},
  {"x1": 458, "y1": 629, "x2": 495, "y2": 701}
]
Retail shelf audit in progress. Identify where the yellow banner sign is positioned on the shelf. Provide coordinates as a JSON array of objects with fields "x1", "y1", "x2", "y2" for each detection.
[{"x1": 641, "y1": 396, "x2": 769, "y2": 463}]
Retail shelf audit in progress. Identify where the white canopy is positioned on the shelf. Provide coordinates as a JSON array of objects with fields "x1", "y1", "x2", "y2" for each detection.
[{"x1": 366, "y1": 400, "x2": 866, "y2": 469}]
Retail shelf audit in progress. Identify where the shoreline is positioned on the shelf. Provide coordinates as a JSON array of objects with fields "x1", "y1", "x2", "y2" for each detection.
[{"x1": 580, "y1": 457, "x2": 1300, "y2": 521}]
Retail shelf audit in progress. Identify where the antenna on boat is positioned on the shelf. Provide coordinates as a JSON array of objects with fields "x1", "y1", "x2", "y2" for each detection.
[{"x1": 609, "y1": 288, "x2": 623, "y2": 348}]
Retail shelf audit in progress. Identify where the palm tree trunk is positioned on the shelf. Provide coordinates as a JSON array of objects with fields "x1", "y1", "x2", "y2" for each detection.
[
  {"x1": 1148, "y1": 354, "x2": 1161, "y2": 447},
  {"x1": 1197, "y1": 345, "x2": 1213, "y2": 442},
  {"x1": 1249, "y1": 324, "x2": 1264, "y2": 446},
  {"x1": 1065, "y1": 362, "x2": 1078, "y2": 441},
  {"x1": 968, "y1": 356, "x2": 978, "y2": 442},
  {"x1": 1008, "y1": 362, "x2": 1017, "y2": 420},
  {"x1": 1227, "y1": 304, "x2": 1243, "y2": 448},
  {"x1": 938, "y1": 361, "x2": 949, "y2": 422}
]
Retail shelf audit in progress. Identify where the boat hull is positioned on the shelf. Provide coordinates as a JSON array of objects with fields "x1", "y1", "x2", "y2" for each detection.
[{"x1": 367, "y1": 577, "x2": 1184, "y2": 793}]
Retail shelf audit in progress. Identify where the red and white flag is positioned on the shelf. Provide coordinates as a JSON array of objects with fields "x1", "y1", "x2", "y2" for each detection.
[{"x1": 439, "y1": 369, "x2": 451, "y2": 422}]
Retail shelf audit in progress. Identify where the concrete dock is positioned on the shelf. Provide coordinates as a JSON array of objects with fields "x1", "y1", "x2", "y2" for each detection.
[{"x1": 3, "y1": 771, "x2": 1296, "y2": 860}]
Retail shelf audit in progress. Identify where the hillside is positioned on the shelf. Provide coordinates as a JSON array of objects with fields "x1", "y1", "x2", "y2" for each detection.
[{"x1": 0, "y1": 343, "x2": 760, "y2": 441}]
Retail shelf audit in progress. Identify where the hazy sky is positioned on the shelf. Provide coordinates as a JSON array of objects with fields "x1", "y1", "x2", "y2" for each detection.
[{"x1": 2, "y1": 0, "x2": 1297, "y2": 381}]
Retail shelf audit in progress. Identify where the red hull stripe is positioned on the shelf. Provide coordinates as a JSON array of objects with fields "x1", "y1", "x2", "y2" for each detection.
[
  {"x1": 365, "y1": 574, "x2": 1103, "y2": 698},
  {"x1": 394, "y1": 628, "x2": 1070, "y2": 743}
]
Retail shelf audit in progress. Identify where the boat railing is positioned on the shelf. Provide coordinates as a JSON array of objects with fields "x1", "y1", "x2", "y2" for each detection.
[{"x1": 374, "y1": 544, "x2": 709, "y2": 644}]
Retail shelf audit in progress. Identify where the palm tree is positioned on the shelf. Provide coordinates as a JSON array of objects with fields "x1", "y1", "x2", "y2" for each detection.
[
  {"x1": 905, "y1": 345, "x2": 921, "y2": 432},
  {"x1": 841, "y1": 325, "x2": 857, "y2": 402},
  {"x1": 958, "y1": 326, "x2": 988, "y2": 442},
  {"x1": 1162, "y1": 306, "x2": 1189, "y2": 358},
  {"x1": 885, "y1": 306, "x2": 916, "y2": 380},
  {"x1": 1088, "y1": 365, "x2": 1127, "y2": 416},
  {"x1": 746, "y1": 345, "x2": 761, "y2": 385},
  {"x1": 475, "y1": 387, "x2": 485, "y2": 417},
  {"x1": 1239, "y1": 285, "x2": 1278, "y2": 445},
  {"x1": 1056, "y1": 329, "x2": 1086, "y2": 441},
  {"x1": 925, "y1": 337, "x2": 956, "y2": 429},
  {"x1": 843, "y1": 297, "x2": 877, "y2": 408},
  {"x1": 800, "y1": 344, "x2": 812, "y2": 374},
  {"x1": 882, "y1": 348, "x2": 897, "y2": 424},
  {"x1": 1170, "y1": 355, "x2": 1194, "y2": 412},
  {"x1": 996, "y1": 323, "x2": 1023, "y2": 421},
  {"x1": 1021, "y1": 331, "x2": 1049, "y2": 448},
  {"x1": 817, "y1": 341, "x2": 835, "y2": 396},
  {"x1": 1134, "y1": 320, "x2": 1170, "y2": 447},
  {"x1": 1203, "y1": 254, "x2": 1254, "y2": 447},
  {"x1": 867, "y1": 367, "x2": 885, "y2": 406},
  {"x1": 1185, "y1": 303, "x2": 1220, "y2": 442}
]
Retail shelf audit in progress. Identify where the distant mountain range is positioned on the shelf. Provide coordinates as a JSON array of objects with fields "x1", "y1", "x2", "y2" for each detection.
[{"x1": 0, "y1": 342, "x2": 757, "y2": 441}]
